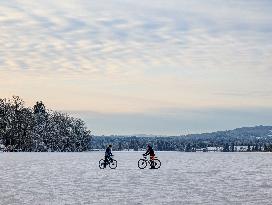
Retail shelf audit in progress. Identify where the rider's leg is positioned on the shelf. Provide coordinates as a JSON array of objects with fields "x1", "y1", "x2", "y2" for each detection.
[
  {"x1": 104, "y1": 156, "x2": 108, "y2": 168},
  {"x1": 150, "y1": 155, "x2": 155, "y2": 169},
  {"x1": 109, "y1": 157, "x2": 113, "y2": 163}
]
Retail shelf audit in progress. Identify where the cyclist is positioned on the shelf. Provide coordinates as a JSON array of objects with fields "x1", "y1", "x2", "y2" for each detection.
[
  {"x1": 104, "y1": 144, "x2": 113, "y2": 168},
  {"x1": 143, "y1": 144, "x2": 155, "y2": 169}
]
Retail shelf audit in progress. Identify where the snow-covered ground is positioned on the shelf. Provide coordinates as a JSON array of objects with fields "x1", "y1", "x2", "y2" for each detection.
[{"x1": 0, "y1": 152, "x2": 272, "y2": 205}]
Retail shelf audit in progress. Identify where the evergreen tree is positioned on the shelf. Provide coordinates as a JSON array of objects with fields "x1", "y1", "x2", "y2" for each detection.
[
  {"x1": 247, "y1": 145, "x2": 251, "y2": 152},
  {"x1": 230, "y1": 142, "x2": 235, "y2": 152},
  {"x1": 223, "y1": 143, "x2": 229, "y2": 152},
  {"x1": 264, "y1": 144, "x2": 268, "y2": 152},
  {"x1": 185, "y1": 143, "x2": 192, "y2": 152}
]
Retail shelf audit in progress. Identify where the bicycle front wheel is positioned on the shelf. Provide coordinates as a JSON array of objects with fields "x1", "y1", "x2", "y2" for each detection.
[
  {"x1": 99, "y1": 159, "x2": 106, "y2": 169},
  {"x1": 138, "y1": 159, "x2": 147, "y2": 169},
  {"x1": 109, "y1": 159, "x2": 117, "y2": 169},
  {"x1": 154, "y1": 159, "x2": 161, "y2": 169}
]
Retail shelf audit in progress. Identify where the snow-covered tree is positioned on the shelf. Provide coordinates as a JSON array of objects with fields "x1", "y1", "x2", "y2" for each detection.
[{"x1": 0, "y1": 96, "x2": 92, "y2": 152}]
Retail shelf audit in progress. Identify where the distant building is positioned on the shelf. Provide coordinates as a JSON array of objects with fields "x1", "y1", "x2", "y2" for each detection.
[
  {"x1": 196, "y1": 147, "x2": 223, "y2": 152},
  {"x1": 234, "y1": 146, "x2": 248, "y2": 152}
]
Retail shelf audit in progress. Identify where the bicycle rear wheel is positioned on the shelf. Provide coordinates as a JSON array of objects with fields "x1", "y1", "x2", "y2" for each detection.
[
  {"x1": 138, "y1": 159, "x2": 147, "y2": 169},
  {"x1": 99, "y1": 159, "x2": 106, "y2": 169},
  {"x1": 154, "y1": 159, "x2": 161, "y2": 169},
  {"x1": 109, "y1": 159, "x2": 117, "y2": 169}
]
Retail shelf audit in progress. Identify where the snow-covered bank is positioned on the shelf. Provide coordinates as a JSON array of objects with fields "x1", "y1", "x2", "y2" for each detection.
[{"x1": 0, "y1": 152, "x2": 272, "y2": 204}]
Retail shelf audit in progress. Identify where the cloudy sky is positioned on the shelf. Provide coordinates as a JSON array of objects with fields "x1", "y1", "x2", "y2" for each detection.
[{"x1": 1, "y1": 0, "x2": 272, "y2": 135}]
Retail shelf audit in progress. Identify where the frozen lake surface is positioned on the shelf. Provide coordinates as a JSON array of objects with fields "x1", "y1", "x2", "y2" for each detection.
[{"x1": 0, "y1": 152, "x2": 272, "y2": 204}]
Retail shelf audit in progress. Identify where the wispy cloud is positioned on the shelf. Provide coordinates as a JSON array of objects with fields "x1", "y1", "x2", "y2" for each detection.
[
  {"x1": 1, "y1": 0, "x2": 272, "y2": 133},
  {"x1": 1, "y1": 0, "x2": 271, "y2": 76}
]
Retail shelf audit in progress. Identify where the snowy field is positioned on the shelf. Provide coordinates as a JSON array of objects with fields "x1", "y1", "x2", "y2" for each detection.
[{"x1": 1, "y1": 152, "x2": 272, "y2": 205}]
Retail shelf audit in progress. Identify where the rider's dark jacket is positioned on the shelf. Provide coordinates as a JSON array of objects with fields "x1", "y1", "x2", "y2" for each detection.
[
  {"x1": 105, "y1": 147, "x2": 112, "y2": 158},
  {"x1": 144, "y1": 146, "x2": 155, "y2": 156}
]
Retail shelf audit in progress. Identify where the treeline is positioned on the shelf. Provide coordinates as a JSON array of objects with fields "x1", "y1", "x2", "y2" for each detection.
[
  {"x1": 91, "y1": 125, "x2": 272, "y2": 152},
  {"x1": 0, "y1": 96, "x2": 91, "y2": 152}
]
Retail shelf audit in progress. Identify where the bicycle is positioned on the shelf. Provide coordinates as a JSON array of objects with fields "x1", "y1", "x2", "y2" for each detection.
[
  {"x1": 99, "y1": 156, "x2": 117, "y2": 169},
  {"x1": 138, "y1": 155, "x2": 161, "y2": 169}
]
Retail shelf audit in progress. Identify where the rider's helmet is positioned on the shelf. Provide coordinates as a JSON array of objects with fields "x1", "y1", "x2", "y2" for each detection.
[
  {"x1": 109, "y1": 144, "x2": 112, "y2": 147},
  {"x1": 147, "y1": 144, "x2": 151, "y2": 148}
]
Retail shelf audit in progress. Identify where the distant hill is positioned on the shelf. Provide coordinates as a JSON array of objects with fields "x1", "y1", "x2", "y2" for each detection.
[{"x1": 185, "y1": 125, "x2": 272, "y2": 141}]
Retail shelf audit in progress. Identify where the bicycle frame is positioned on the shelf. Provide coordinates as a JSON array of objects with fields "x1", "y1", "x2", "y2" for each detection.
[
  {"x1": 142, "y1": 156, "x2": 154, "y2": 166},
  {"x1": 104, "y1": 157, "x2": 114, "y2": 165}
]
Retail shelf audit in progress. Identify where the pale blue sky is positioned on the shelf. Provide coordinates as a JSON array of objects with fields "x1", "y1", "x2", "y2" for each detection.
[{"x1": 0, "y1": 0, "x2": 272, "y2": 135}]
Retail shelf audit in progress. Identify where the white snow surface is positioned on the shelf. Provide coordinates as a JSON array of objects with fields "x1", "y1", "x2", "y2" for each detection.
[{"x1": 1, "y1": 151, "x2": 272, "y2": 205}]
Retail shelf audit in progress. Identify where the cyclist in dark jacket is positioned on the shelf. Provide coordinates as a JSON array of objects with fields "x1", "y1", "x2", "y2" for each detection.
[
  {"x1": 143, "y1": 144, "x2": 155, "y2": 169},
  {"x1": 104, "y1": 144, "x2": 113, "y2": 167}
]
